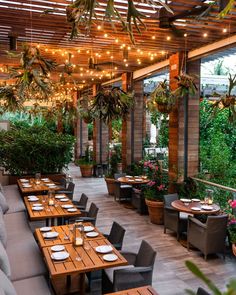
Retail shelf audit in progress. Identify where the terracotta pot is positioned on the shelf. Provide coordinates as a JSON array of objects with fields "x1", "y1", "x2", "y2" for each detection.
[
  {"x1": 232, "y1": 244, "x2": 236, "y2": 256},
  {"x1": 145, "y1": 199, "x2": 164, "y2": 225},
  {"x1": 79, "y1": 164, "x2": 93, "y2": 177},
  {"x1": 105, "y1": 177, "x2": 116, "y2": 195}
]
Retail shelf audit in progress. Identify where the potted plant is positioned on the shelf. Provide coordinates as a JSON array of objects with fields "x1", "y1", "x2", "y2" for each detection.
[
  {"x1": 75, "y1": 145, "x2": 94, "y2": 177},
  {"x1": 104, "y1": 145, "x2": 120, "y2": 195},
  {"x1": 148, "y1": 80, "x2": 176, "y2": 114},
  {"x1": 142, "y1": 160, "x2": 168, "y2": 224},
  {"x1": 173, "y1": 73, "x2": 198, "y2": 98},
  {"x1": 227, "y1": 199, "x2": 236, "y2": 255}
]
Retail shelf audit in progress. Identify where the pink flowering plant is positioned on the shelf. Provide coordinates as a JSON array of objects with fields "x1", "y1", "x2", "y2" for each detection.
[
  {"x1": 141, "y1": 160, "x2": 168, "y2": 201},
  {"x1": 227, "y1": 199, "x2": 236, "y2": 243}
]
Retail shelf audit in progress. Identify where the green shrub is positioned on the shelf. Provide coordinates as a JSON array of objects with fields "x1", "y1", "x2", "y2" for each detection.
[{"x1": 0, "y1": 125, "x2": 75, "y2": 175}]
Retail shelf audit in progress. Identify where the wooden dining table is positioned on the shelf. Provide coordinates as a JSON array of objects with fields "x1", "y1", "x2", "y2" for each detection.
[
  {"x1": 41, "y1": 235, "x2": 127, "y2": 295},
  {"x1": 171, "y1": 199, "x2": 220, "y2": 215},
  {"x1": 24, "y1": 195, "x2": 81, "y2": 225},
  {"x1": 117, "y1": 176, "x2": 150, "y2": 186},
  {"x1": 106, "y1": 286, "x2": 159, "y2": 295},
  {"x1": 17, "y1": 178, "x2": 61, "y2": 195}
]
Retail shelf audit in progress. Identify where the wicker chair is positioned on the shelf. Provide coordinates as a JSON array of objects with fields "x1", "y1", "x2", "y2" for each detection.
[
  {"x1": 164, "y1": 193, "x2": 188, "y2": 240},
  {"x1": 114, "y1": 173, "x2": 132, "y2": 202},
  {"x1": 197, "y1": 287, "x2": 210, "y2": 295},
  {"x1": 187, "y1": 215, "x2": 228, "y2": 260},
  {"x1": 103, "y1": 221, "x2": 126, "y2": 250},
  {"x1": 56, "y1": 181, "x2": 75, "y2": 200},
  {"x1": 72, "y1": 193, "x2": 88, "y2": 210},
  {"x1": 102, "y1": 240, "x2": 156, "y2": 293}
]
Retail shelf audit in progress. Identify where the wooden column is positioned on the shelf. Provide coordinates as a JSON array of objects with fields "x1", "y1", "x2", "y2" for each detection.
[
  {"x1": 169, "y1": 53, "x2": 200, "y2": 190},
  {"x1": 75, "y1": 91, "x2": 88, "y2": 159},
  {"x1": 92, "y1": 84, "x2": 109, "y2": 164}
]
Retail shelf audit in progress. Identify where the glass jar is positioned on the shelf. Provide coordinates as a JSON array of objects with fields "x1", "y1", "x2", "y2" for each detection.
[
  {"x1": 48, "y1": 190, "x2": 55, "y2": 206},
  {"x1": 35, "y1": 173, "x2": 41, "y2": 185},
  {"x1": 73, "y1": 221, "x2": 84, "y2": 247},
  {"x1": 206, "y1": 189, "x2": 214, "y2": 205}
]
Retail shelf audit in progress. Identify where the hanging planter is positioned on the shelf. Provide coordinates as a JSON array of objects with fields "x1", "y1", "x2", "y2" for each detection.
[
  {"x1": 173, "y1": 73, "x2": 198, "y2": 98},
  {"x1": 148, "y1": 80, "x2": 176, "y2": 114}
]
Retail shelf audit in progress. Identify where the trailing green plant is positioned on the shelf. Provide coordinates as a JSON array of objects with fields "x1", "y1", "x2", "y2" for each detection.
[
  {"x1": 75, "y1": 145, "x2": 94, "y2": 166},
  {"x1": 105, "y1": 144, "x2": 121, "y2": 178},
  {"x1": 185, "y1": 260, "x2": 236, "y2": 295},
  {"x1": 0, "y1": 125, "x2": 75, "y2": 175},
  {"x1": 90, "y1": 87, "x2": 134, "y2": 124}
]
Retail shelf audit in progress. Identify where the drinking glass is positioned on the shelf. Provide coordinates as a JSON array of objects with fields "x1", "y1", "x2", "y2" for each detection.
[{"x1": 35, "y1": 173, "x2": 41, "y2": 185}]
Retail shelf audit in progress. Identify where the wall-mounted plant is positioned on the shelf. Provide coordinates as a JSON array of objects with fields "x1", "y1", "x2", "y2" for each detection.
[
  {"x1": 212, "y1": 73, "x2": 236, "y2": 122},
  {"x1": 90, "y1": 87, "x2": 134, "y2": 124},
  {"x1": 173, "y1": 73, "x2": 198, "y2": 98},
  {"x1": 148, "y1": 80, "x2": 176, "y2": 114}
]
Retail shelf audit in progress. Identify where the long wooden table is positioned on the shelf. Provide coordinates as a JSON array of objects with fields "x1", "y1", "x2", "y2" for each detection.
[
  {"x1": 17, "y1": 178, "x2": 60, "y2": 195},
  {"x1": 24, "y1": 195, "x2": 81, "y2": 224},
  {"x1": 36, "y1": 224, "x2": 127, "y2": 295},
  {"x1": 107, "y1": 286, "x2": 159, "y2": 295},
  {"x1": 35, "y1": 223, "x2": 104, "y2": 248}
]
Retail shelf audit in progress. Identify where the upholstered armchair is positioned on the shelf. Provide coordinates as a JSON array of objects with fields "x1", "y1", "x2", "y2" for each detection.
[{"x1": 187, "y1": 215, "x2": 228, "y2": 260}]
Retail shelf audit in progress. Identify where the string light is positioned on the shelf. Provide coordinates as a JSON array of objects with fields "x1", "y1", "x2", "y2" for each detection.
[
  {"x1": 167, "y1": 36, "x2": 171, "y2": 41},
  {"x1": 203, "y1": 33, "x2": 208, "y2": 37},
  {"x1": 184, "y1": 33, "x2": 187, "y2": 37},
  {"x1": 223, "y1": 28, "x2": 227, "y2": 33}
]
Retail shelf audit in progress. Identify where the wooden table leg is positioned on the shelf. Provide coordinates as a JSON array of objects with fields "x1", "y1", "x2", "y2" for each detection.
[
  {"x1": 66, "y1": 275, "x2": 71, "y2": 287},
  {"x1": 79, "y1": 273, "x2": 86, "y2": 295}
]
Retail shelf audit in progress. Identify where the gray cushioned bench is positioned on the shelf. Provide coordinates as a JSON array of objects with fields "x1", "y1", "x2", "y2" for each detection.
[{"x1": 0, "y1": 184, "x2": 52, "y2": 295}]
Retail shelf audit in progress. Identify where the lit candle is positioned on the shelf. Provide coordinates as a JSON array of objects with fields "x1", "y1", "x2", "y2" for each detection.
[{"x1": 75, "y1": 237, "x2": 83, "y2": 246}]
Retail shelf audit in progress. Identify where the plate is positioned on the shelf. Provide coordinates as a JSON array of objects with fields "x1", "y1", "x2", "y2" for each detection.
[
  {"x1": 95, "y1": 245, "x2": 113, "y2": 254},
  {"x1": 60, "y1": 198, "x2": 69, "y2": 202},
  {"x1": 46, "y1": 183, "x2": 56, "y2": 187},
  {"x1": 135, "y1": 179, "x2": 142, "y2": 182},
  {"x1": 43, "y1": 232, "x2": 59, "y2": 239},
  {"x1": 67, "y1": 208, "x2": 77, "y2": 212},
  {"x1": 125, "y1": 175, "x2": 132, "y2": 178},
  {"x1": 40, "y1": 227, "x2": 52, "y2": 232},
  {"x1": 55, "y1": 195, "x2": 65, "y2": 199},
  {"x1": 41, "y1": 178, "x2": 50, "y2": 182},
  {"x1": 103, "y1": 254, "x2": 118, "y2": 262},
  {"x1": 180, "y1": 198, "x2": 191, "y2": 203},
  {"x1": 86, "y1": 232, "x2": 99, "y2": 238},
  {"x1": 191, "y1": 207, "x2": 201, "y2": 211},
  {"x1": 28, "y1": 197, "x2": 39, "y2": 202},
  {"x1": 191, "y1": 198, "x2": 201, "y2": 202},
  {"x1": 128, "y1": 179, "x2": 134, "y2": 182},
  {"x1": 61, "y1": 204, "x2": 73, "y2": 209},
  {"x1": 32, "y1": 207, "x2": 43, "y2": 211},
  {"x1": 51, "y1": 251, "x2": 69, "y2": 261},
  {"x1": 20, "y1": 179, "x2": 29, "y2": 183},
  {"x1": 84, "y1": 226, "x2": 95, "y2": 232},
  {"x1": 201, "y1": 205, "x2": 213, "y2": 211},
  {"x1": 51, "y1": 245, "x2": 65, "y2": 252},
  {"x1": 32, "y1": 203, "x2": 42, "y2": 207},
  {"x1": 22, "y1": 184, "x2": 32, "y2": 188}
]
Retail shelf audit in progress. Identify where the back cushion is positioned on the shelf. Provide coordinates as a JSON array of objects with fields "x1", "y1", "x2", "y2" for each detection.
[
  {"x1": 0, "y1": 241, "x2": 11, "y2": 278},
  {"x1": 0, "y1": 208, "x2": 7, "y2": 248},
  {"x1": 0, "y1": 192, "x2": 9, "y2": 214},
  {"x1": 0, "y1": 269, "x2": 17, "y2": 295}
]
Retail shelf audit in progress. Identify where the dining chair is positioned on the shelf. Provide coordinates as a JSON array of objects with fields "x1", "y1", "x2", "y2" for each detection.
[
  {"x1": 78, "y1": 202, "x2": 99, "y2": 226},
  {"x1": 187, "y1": 214, "x2": 228, "y2": 260},
  {"x1": 163, "y1": 193, "x2": 188, "y2": 240},
  {"x1": 114, "y1": 173, "x2": 132, "y2": 202},
  {"x1": 103, "y1": 221, "x2": 126, "y2": 250},
  {"x1": 57, "y1": 181, "x2": 75, "y2": 200},
  {"x1": 57, "y1": 177, "x2": 67, "y2": 189},
  {"x1": 102, "y1": 240, "x2": 156, "y2": 293},
  {"x1": 72, "y1": 193, "x2": 88, "y2": 210},
  {"x1": 197, "y1": 287, "x2": 210, "y2": 295}
]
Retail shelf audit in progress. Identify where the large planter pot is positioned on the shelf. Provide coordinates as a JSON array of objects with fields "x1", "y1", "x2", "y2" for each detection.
[
  {"x1": 79, "y1": 164, "x2": 93, "y2": 177},
  {"x1": 145, "y1": 199, "x2": 164, "y2": 225},
  {"x1": 105, "y1": 177, "x2": 116, "y2": 195}
]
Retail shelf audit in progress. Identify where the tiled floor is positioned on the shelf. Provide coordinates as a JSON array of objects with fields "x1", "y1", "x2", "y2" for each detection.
[{"x1": 68, "y1": 164, "x2": 236, "y2": 295}]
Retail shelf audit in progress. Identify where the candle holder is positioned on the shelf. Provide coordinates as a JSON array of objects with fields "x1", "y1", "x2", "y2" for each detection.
[
  {"x1": 48, "y1": 190, "x2": 55, "y2": 206},
  {"x1": 73, "y1": 221, "x2": 84, "y2": 247}
]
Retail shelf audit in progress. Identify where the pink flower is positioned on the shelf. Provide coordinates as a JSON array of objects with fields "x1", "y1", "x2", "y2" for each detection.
[
  {"x1": 231, "y1": 200, "x2": 236, "y2": 209},
  {"x1": 147, "y1": 181, "x2": 156, "y2": 187},
  {"x1": 155, "y1": 166, "x2": 159, "y2": 171},
  {"x1": 157, "y1": 184, "x2": 164, "y2": 191},
  {"x1": 143, "y1": 161, "x2": 149, "y2": 167},
  {"x1": 229, "y1": 219, "x2": 236, "y2": 225},
  {"x1": 148, "y1": 164, "x2": 153, "y2": 169}
]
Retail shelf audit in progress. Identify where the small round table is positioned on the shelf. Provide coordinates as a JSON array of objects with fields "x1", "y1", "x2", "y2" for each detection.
[
  {"x1": 117, "y1": 177, "x2": 150, "y2": 186},
  {"x1": 171, "y1": 200, "x2": 220, "y2": 215}
]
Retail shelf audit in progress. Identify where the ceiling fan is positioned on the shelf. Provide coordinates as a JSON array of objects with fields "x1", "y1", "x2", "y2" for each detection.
[{"x1": 149, "y1": 0, "x2": 211, "y2": 36}]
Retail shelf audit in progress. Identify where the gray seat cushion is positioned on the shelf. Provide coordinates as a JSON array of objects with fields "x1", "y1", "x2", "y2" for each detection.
[
  {"x1": 0, "y1": 192, "x2": 9, "y2": 214},
  {"x1": 120, "y1": 185, "x2": 132, "y2": 189},
  {"x1": 0, "y1": 241, "x2": 11, "y2": 278},
  {"x1": 0, "y1": 208, "x2": 7, "y2": 248},
  {"x1": 13, "y1": 276, "x2": 52, "y2": 295},
  {"x1": 104, "y1": 265, "x2": 134, "y2": 282},
  {"x1": 2, "y1": 185, "x2": 24, "y2": 214},
  {"x1": 3, "y1": 212, "x2": 46, "y2": 281},
  {"x1": 0, "y1": 269, "x2": 17, "y2": 295}
]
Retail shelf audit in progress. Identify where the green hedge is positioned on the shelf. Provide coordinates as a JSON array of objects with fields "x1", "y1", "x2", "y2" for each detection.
[{"x1": 0, "y1": 125, "x2": 75, "y2": 175}]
